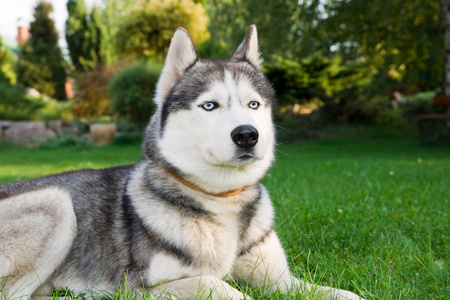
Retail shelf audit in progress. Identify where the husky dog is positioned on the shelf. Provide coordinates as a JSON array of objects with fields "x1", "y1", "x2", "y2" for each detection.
[{"x1": 0, "y1": 26, "x2": 363, "y2": 300}]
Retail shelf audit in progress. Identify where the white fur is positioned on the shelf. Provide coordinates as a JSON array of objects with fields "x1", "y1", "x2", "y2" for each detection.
[
  {"x1": 152, "y1": 275, "x2": 248, "y2": 300},
  {"x1": 0, "y1": 187, "x2": 77, "y2": 299},
  {"x1": 155, "y1": 28, "x2": 197, "y2": 106},
  {"x1": 130, "y1": 164, "x2": 242, "y2": 279},
  {"x1": 159, "y1": 69, "x2": 274, "y2": 194},
  {"x1": 234, "y1": 25, "x2": 263, "y2": 69}
]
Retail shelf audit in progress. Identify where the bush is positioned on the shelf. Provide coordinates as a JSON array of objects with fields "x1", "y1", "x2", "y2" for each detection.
[
  {"x1": 0, "y1": 83, "x2": 44, "y2": 120},
  {"x1": 72, "y1": 67, "x2": 116, "y2": 120},
  {"x1": 40, "y1": 134, "x2": 90, "y2": 149},
  {"x1": 0, "y1": 36, "x2": 16, "y2": 85},
  {"x1": 113, "y1": 134, "x2": 143, "y2": 145},
  {"x1": 109, "y1": 63, "x2": 162, "y2": 124},
  {"x1": 264, "y1": 55, "x2": 415, "y2": 126},
  {"x1": 264, "y1": 54, "x2": 367, "y2": 107},
  {"x1": 36, "y1": 97, "x2": 73, "y2": 120}
]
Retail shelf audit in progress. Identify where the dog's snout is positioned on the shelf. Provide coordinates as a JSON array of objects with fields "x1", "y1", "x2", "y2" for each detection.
[{"x1": 231, "y1": 125, "x2": 259, "y2": 149}]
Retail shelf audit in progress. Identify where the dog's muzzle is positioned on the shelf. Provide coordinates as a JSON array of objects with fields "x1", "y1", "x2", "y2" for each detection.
[{"x1": 231, "y1": 125, "x2": 259, "y2": 150}]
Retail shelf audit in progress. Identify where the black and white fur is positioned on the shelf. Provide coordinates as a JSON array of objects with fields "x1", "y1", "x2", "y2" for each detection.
[{"x1": 0, "y1": 26, "x2": 363, "y2": 300}]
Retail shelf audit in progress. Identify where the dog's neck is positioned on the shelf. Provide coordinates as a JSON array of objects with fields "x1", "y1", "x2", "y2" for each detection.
[{"x1": 166, "y1": 170, "x2": 244, "y2": 198}]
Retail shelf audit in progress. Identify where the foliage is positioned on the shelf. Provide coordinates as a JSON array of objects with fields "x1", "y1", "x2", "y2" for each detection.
[
  {"x1": 115, "y1": 0, "x2": 209, "y2": 61},
  {"x1": 0, "y1": 82, "x2": 43, "y2": 120},
  {"x1": 17, "y1": 1, "x2": 67, "y2": 100},
  {"x1": 323, "y1": 0, "x2": 444, "y2": 92},
  {"x1": 112, "y1": 134, "x2": 143, "y2": 146},
  {"x1": 205, "y1": 0, "x2": 300, "y2": 59},
  {"x1": 36, "y1": 97, "x2": 74, "y2": 121},
  {"x1": 109, "y1": 63, "x2": 162, "y2": 124},
  {"x1": 40, "y1": 134, "x2": 90, "y2": 149},
  {"x1": 65, "y1": 0, "x2": 89, "y2": 71},
  {"x1": 65, "y1": 0, "x2": 115, "y2": 72},
  {"x1": 264, "y1": 54, "x2": 366, "y2": 106},
  {"x1": 204, "y1": 0, "x2": 444, "y2": 123},
  {"x1": 0, "y1": 36, "x2": 16, "y2": 84},
  {"x1": 71, "y1": 66, "x2": 116, "y2": 120},
  {"x1": 0, "y1": 82, "x2": 73, "y2": 121}
]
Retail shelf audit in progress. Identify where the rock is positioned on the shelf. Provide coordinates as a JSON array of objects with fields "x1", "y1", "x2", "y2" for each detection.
[
  {"x1": 90, "y1": 123, "x2": 116, "y2": 145},
  {"x1": 47, "y1": 120, "x2": 63, "y2": 136},
  {"x1": 1, "y1": 121, "x2": 55, "y2": 144}
]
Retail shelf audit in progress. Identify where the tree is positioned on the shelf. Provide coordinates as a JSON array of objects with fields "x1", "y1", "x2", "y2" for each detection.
[
  {"x1": 17, "y1": 1, "x2": 66, "y2": 99},
  {"x1": 206, "y1": 0, "x2": 301, "y2": 59},
  {"x1": 323, "y1": 0, "x2": 443, "y2": 92},
  {"x1": 66, "y1": 0, "x2": 115, "y2": 72},
  {"x1": 90, "y1": 6, "x2": 116, "y2": 67},
  {"x1": 0, "y1": 36, "x2": 16, "y2": 84},
  {"x1": 65, "y1": 0, "x2": 88, "y2": 71},
  {"x1": 115, "y1": 0, "x2": 209, "y2": 61}
]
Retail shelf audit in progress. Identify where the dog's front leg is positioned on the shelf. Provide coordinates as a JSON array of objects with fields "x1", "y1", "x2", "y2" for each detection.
[{"x1": 232, "y1": 230, "x2": 364, "y2": 300}]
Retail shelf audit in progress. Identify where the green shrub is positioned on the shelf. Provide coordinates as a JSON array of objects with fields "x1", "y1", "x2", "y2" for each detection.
[
  {"x1": 0, "y1": 36, "x2": 16, "y2": 85},
  {"x1": 109, "y1": 63, "x2": 162, "y2": 124},
  {"x1": 36, "y1": 97, "x2": 73, "y2": 121},
  {"x1": 264, "y1": 54, "x2": 366, "y2": 107},
  {"x1": 40, "y1": 135, "x2": 90, "y2": 149},
  {"x1": 113, "y1": 134, "x2": 143, "y2": 145},
  {"x1": 0, "y1": 82, "x2": 73, "y2": 121},
  {"x1": 0, "y1": 83, "x2": 44, "y2": 120}
]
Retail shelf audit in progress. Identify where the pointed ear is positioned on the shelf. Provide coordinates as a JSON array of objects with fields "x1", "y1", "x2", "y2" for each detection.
[
  {"x1": 155, "y1": 28, "x2": 198, "y2": 106},
  {"x1": 232, "y1": 25, "x2": 262, "y2": 69}
]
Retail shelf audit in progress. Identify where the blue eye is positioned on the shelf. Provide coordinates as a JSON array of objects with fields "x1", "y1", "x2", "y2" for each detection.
[
  {"x1": 201, "y1": 102, "x2": 217, "y2": 111},
  {"x1": 249, "y1": 101, "x2": 260, "y2": 110}
]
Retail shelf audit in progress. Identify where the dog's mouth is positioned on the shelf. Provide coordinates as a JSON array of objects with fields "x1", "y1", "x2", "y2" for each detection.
[
  {"x1": 237, "y1": 154, "x2": 254, "y2": 161},
  {"x1": 203, "y1": 149, "x2": 260, "y2": 167}
]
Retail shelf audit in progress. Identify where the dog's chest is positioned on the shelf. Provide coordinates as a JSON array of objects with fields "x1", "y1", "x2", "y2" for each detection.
[{"x1": 145, "y1": 203, "x2": 243, "y2": 285}]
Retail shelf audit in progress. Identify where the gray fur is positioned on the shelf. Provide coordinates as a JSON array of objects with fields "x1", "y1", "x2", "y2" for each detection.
[
  {"x1": 161, "y1": 59, "x2": 275, "y2": 131},
  {"x1": 0, "y1": 26, "x2": 364, "y2": 300}
]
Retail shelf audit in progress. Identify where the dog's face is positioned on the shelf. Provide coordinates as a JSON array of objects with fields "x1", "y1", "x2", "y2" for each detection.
[{"x1": 148, "y1": 26, "x2": 275, "y2": 193}]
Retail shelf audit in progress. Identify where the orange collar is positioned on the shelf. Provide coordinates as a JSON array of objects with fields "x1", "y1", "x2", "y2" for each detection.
[{"x1": 167, "y1": 170, "x2": 244, "y2": 198}]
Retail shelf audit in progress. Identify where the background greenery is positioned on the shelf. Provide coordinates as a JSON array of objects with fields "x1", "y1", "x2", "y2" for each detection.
[
  {"x1": 0, "y1": 0, "x2": 447, "y2": 129},
  {"x1": 0, "y1": 132, "x2": 448, "y2": 299}
]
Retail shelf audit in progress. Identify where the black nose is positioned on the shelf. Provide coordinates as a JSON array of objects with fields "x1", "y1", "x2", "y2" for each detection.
[{"x1": 231, "y1": 125, "x2": 259, "y2": 149}]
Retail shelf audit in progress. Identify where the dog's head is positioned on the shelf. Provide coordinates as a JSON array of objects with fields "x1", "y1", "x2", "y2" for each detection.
[{"x1": 144, "y1": 25, "x2": 275, "y2": 194}]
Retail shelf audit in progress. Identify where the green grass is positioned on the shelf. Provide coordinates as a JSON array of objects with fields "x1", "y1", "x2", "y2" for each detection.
[{"x1": 0, "y1": 135, "x2": 448, "y2": 299}]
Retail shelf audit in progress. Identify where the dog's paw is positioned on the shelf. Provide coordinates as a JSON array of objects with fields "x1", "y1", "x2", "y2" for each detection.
[{"x1": 329, "y1": 288, "x2": 365, "y2": 300}]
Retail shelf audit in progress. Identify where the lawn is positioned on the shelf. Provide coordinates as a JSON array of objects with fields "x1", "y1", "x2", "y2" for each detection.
[{"x1": 0, "y1": 134, "x2": 448, "y2": 299}]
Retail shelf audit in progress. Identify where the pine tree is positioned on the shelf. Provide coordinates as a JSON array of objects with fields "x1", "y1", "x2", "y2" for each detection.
[
  {"x1": 65, "y1": 0, "x2": 90, "y2": 71},
  {"x1": 66, "y1": 0, "x2": 115, "y2": 72},
  {"x1": 17, "y1": 1, "x2": 66, "y2": 99}
]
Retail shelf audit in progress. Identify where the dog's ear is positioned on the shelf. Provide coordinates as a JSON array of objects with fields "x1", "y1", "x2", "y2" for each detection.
[
  {"x1": 232, "y1": 25, "x2": 262, "y2": 69},
  {"x1": 155, "y1": 28, "x2": 198, "y2": 106}
]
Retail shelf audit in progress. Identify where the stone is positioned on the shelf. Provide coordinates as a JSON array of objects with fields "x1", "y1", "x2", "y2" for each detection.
[
  {"x1": 1, "y1": 121, "x2": 53, "y2": 144},
  {"x1": 90, "y1": 123, "x2": 116, "y2": 145}
]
